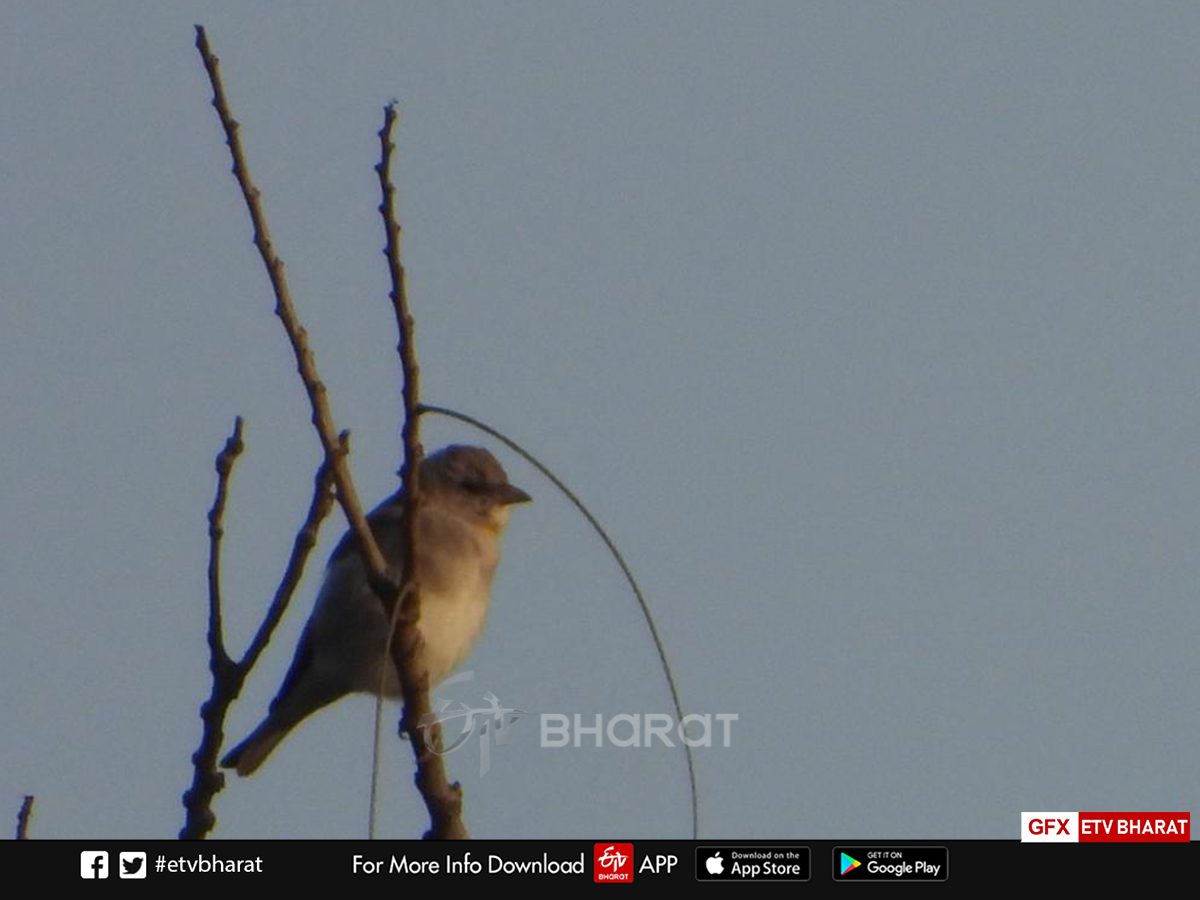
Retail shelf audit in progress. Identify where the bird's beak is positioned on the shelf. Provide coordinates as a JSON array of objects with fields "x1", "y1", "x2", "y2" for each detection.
[{"x1": 497, "y1": 484, "x2": 532, "y2": 505}]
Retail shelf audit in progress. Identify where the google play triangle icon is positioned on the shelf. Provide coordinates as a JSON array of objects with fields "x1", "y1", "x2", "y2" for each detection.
[{"x1": 840, "y1": 853, "x2": 862, "y2": 875}]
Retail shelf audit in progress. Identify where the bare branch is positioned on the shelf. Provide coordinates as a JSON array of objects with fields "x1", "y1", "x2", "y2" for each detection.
[
  {"x1": 193, "y1": 26, "x2": 387, "y2": 583},
  {"x1": 194, "y1": 28, "x2": 458, "y2": 838},
  {"x1": 181, "y1": 416, "x2": 246, "y2": 840},
  {"x1": 15, "y1": 795, "x2": 34, "y2": 840},
  {"x1": 376, "y1": 103, "x2": 466, "y2": 839},
  {"x1": 239, "y1": 437, "x2": 343, "y2": 673},
  {"x1": 181, "y1": 421, "x2": 344, "y2": 839},
  {"x1": 206, "y1": 416, "x2": 244, "y2": 670}
]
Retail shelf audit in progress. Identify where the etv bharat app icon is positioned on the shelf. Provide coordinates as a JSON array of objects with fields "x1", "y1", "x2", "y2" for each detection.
[{"x1": 594, "y1": 843, "x2": 634, "y2": 883}]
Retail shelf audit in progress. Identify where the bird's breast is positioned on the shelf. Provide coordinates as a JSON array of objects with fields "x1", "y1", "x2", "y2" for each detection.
[{"x1": 409, "y1": 509, "x2": 501, "y2": 685}]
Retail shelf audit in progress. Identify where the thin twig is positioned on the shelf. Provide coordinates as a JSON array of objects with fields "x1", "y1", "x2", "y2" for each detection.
[
  {"x1": 181, "y1": 417, "x2": 246, "y2": 840},
  {"x1": 16, "y1": 795, "x2": 34, "y2": 840},
  {"x1": 420, "y1": 403, "x2": 699, "y2": 838},
  {"x1": 206, "y1": 417, "x2": 244, "y2": 670},
  {"x1": 239, "y1": 439, "x2": 343, "y2": 673},
  {"x1": 374, "y1": 103, "x2": 466, "y2": 839},
  {"x1": 194, "y1": 26, "x2": 389, "y2": 586}
]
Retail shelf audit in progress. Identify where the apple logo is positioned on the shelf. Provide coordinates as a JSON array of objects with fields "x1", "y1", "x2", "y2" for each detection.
[{"x1": 706, "y1": 852, "x2": 724, "y2": 875}]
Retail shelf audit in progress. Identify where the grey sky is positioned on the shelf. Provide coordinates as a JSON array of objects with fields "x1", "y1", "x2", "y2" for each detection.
[{"x1": 2, "y1": 3, "x2": 1196, "y2": 839}]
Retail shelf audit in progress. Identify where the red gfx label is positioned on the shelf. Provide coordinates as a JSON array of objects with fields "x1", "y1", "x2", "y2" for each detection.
[{"x1": 594, "y1": 843, "x2": 634, "y2": 883}]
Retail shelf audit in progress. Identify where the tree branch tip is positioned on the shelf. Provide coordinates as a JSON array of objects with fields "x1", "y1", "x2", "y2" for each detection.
[{"x1": 16, "y1": 796, "x2": 35, "y2": 841}]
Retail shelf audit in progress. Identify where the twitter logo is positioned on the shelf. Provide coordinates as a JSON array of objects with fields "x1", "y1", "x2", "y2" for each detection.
[{"x1": 119, "y1": 852, "x2": 147, "y2": 879}]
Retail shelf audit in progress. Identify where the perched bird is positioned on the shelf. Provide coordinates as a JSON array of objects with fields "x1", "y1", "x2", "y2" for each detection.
[{"x1": 221, "y1": 445, "x2": 531, "y2": 776}]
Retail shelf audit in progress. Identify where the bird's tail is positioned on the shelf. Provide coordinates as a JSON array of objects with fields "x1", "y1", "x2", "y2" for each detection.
[{"x1": 220, "y1": 718, "x2": 292, "y2": 777}]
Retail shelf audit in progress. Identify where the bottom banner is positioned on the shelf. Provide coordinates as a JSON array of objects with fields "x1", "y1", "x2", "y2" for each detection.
[{"x1": 15, "y1": 838, "x2": 1199, "y2": 888}]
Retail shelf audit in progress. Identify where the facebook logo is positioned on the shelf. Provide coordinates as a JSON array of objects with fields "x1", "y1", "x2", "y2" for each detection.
[{"x1": 80, "y1": 851, "x2": 109, "y2": 879}]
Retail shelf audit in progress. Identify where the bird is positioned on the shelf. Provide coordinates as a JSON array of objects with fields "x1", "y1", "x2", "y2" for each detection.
[{"x1": 221, "y1": 444, "x2": 531, "y2": 776}]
